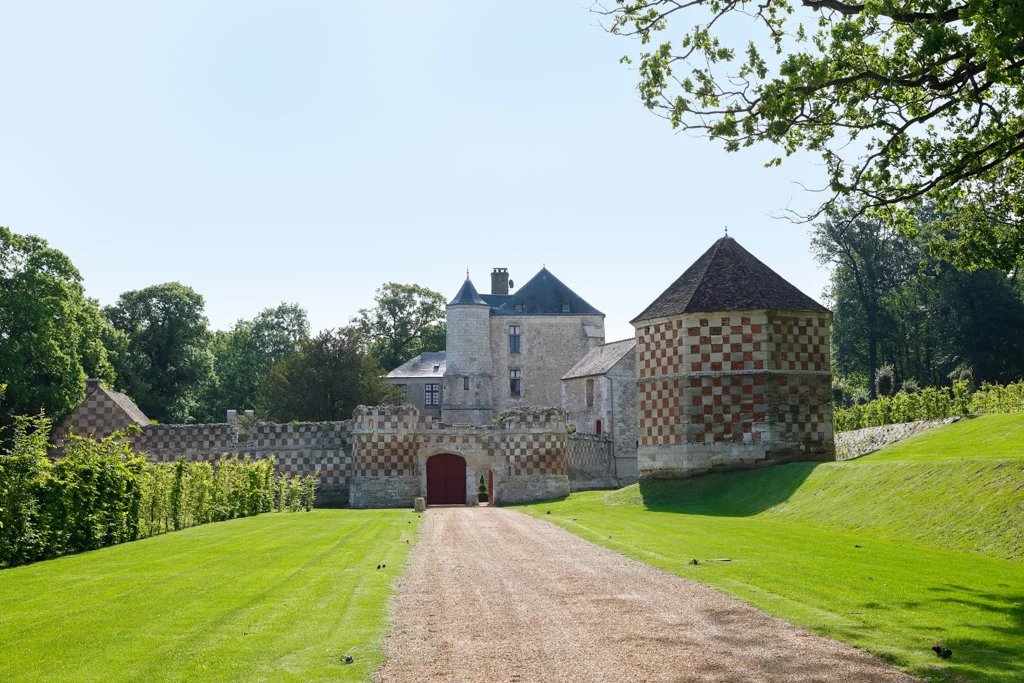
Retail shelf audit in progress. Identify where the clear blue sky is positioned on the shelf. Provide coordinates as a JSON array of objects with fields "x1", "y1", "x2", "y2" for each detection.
[{"x1": 0, "y1": 2, "x2": 831, "y2": 341}]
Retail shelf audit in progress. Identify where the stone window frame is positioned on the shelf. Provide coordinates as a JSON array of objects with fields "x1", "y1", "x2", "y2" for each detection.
[
  {"x1": 463, "y1": 376, "x2": 470, "y2": 391},
  {"x1": 586, "y1": 378, "x2": 595, "y2": 407},
  {"x1": 509, "y1": 368, "x2": 523, "y2": 398},
  {"x1": 509, "y1": 324, "x2": 522, "y2": 354},
  {"x1": 424, "y1": 383, "x2": 441, "y2": 406}
]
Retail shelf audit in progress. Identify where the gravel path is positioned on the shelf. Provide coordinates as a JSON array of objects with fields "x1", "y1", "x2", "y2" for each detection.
[{"x1": 377, "y1": 507, "x2": 915, "y2": 683}]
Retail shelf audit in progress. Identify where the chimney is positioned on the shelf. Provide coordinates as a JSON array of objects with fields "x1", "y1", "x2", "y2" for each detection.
[
  {"x1": 491, "y1": 267, "x2": 510, "y2": 295},
  {"x1": 86, "y1": 378, "x2": 102, "y2": 394}
]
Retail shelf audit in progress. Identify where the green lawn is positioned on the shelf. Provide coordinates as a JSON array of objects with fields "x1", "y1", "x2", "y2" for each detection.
[
  {"x1": 518, "y1": 414, "x2": 1024, "y2": 683},
  {"x1": 0, "y1": 509, "x2": 420, "y2": 682}
]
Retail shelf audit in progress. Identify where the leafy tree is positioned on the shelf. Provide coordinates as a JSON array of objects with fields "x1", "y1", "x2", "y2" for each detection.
[
  {"x1": 104, "y1": 282, "x2": 213, "y2": 424},
  {"x1": 259, "y1": 327, "x2": 401, "y2": 422},
  {"x1": 355, "y1": 283, "x2": 446, "y2": 371},
  {"x1": 198, "y1": 303, "x2": 310, "y2": 421},
  {"x1": 0, "y1": 227, "x2": 118, "y2": 426},
  {"x1": 606, "y1": 1, "x2": 1024, "y2": 268}
]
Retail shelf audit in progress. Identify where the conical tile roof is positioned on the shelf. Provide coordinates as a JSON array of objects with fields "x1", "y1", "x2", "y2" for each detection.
[
  {"x1": 448, "y1": 277, "x2": 488, "y2": 306},
  {"x1": 633, "y1": 237, "x2": 828, "y2": 323}
]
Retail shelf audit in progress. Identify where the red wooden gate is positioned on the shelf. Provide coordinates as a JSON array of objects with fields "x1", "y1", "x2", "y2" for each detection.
[{"x1": 426, "y1": 453, "x2": 467, "y2": 505}]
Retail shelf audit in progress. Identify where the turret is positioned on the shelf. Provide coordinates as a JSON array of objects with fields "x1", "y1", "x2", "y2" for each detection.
[{"x1": 441, "y1": 276, "x2": 494, "y2": 424}]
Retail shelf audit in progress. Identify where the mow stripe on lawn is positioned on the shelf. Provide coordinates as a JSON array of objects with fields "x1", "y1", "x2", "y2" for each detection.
[
  {"x1": 0, "y1": 509, "x2": 419, "y2": 683},
  {"x1": 519, "y1": 414, "x2": 1024, "y2": 683}
]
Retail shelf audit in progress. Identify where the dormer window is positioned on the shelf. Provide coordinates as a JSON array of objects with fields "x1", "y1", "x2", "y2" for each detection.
[
  {"x1": 514, "y1": 303, "x2": 524, "y2": 313},
  {"x1": 433, "y1": 364, "x2": 440, "y2": 373},
  {"x1": 562, "y1": 303, "x2": 571, "y2": 313}
]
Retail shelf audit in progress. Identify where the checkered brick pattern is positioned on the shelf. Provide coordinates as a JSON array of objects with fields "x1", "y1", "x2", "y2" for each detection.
[
  {"x1": 352, "y1": 433, "x2": 417, "y2": 477},
  {"x1": 682, "y1": 315, "x2": 768, "y2": 373},
  {"x1": 636, "y1": 320, "x2": 680, "y2": 379},
  {"x1": 638, "y1": 378, "x2": 683, "y2": 446},
  {"x1": 139, "y1": 424, "x2": 234, "y2": 458},
  {"x1": 771, "y1": 315, "x2": 830, "y2": 372},
  {"x1": 685, "y1": 375, "x2": 768, "y2": 444},
  {"x1": 565, "y1": 435, "x2": 613, "y2": 474},
  {"x1": 506, "y1": 433, "x2": 567, "y2": 476},
  {"x1": 251, "y1": 422, "x2": 349, "y2": 448},
  {"x1": 772, "y1": 374, "x2": 834, "y2": 446},
  {"x1": 53, "y1": 391, "x2": 140, "y2": 447}
]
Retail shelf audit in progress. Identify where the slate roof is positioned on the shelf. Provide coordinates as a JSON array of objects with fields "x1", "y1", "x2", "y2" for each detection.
[
  {"x1": 480, "y1": 267, "x2": 603, "y2": 317},
  {"x1": 95, "y1": 384, "x2": 151, "y2": 425},
  {"x1": 386, "y1": 352, "x2": 447, "y2": 379},
  {"x1": 561, "y1": 339, "x2": 637, "y2": 380},
  {"x1": 632, "y1": 236, "x2": 829, "y2": 323},
  {"x1": 449, "y1": 278, "x2": 489, "y2": 306}
]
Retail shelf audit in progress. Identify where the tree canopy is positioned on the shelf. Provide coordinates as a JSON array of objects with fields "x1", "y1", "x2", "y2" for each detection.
[
  {"x1": 104, "y1": 282, "x2": 213, "y2": 424},
  {"x1": 607, "y1": 0, "x2": 1024, "y2": 269},
  {"x1": 259, "y1": 328, "x2": 401, "y2": 422},
  {"x1": 0, "y1": 227, "x2": 119, "y2": 426},
  {"x1": 355, "y1": 283, "x2": 446, "y2": 371}
]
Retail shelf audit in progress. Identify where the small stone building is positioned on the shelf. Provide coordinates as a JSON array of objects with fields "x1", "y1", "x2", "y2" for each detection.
[
  {"x1": 385, "y1": 351, "x2": 446, "y2": 420},
  {"x1": 560, "y1": 338, "x2": 639, "y2": 482},
  {"x1": 633, "y1": 236, "x2": 834, "y2": 478}
]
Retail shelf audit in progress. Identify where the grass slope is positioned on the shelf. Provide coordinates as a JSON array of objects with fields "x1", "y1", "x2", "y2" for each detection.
[
  {"x1": 518, "y1": 414, "x2": 1024, "y2": 683},
  {"x1": 0, "y1": 509, "x2": 419, "y2": 682}
]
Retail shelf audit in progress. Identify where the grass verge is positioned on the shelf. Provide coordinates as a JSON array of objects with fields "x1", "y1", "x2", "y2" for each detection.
[{"x1": 0, "y1": 509, "x2": 420, "y2": 682}]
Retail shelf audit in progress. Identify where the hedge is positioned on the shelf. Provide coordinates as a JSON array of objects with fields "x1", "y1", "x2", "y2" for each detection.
[
  {"x1": 834, "y1": 379, "x2": 1024, "y2": 432},
  {"x1": 0, "y1": 415, "x2": 316, "y2": 569}
]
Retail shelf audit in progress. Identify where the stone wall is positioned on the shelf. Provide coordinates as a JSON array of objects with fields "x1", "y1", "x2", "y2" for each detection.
[
  {"x1": 566, "y1": 433, "x2": 616, "y2": 490},
  {"x1": 636, "y1": 310, "x2": 834, "y2": 479},
  {"x1": 834, "y1": 417, "x2": 958, "y2": 460}
]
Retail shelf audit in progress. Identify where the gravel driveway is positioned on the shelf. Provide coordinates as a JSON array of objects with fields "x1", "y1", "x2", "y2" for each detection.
[{"x1": 377, "y1": 507, "x2": 915, "y2": 683}]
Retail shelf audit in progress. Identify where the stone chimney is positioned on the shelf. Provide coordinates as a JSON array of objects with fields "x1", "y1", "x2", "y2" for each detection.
[
  {"x1": 86, "y1": 378, "x2": 102, "y2": 394},
  {"x1": 491, "y1": 267, "x2": 510, "y2": 295}
]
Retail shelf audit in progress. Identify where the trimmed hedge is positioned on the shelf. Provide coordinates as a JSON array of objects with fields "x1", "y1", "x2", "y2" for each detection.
[
  {"x1": 0, "y1": 415, "x2": 315, "y2": 568},
  {"x1": 834, "y1": 379, "x2": 1024, "y2": 432}
]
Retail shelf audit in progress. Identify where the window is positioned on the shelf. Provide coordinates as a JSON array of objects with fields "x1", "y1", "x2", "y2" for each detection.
[
  {"x1": 586, "y1": 379, "x2": 594, "y2": 407},
  {"x1": 463, "y1": 376, "x2": 470, "y2": 391},
  {"x1": 596, "y1": 420, "x2": 603, "y2": 435},
  {"x1": 509, "y1": 325, "x2": 521, "y2": 354},
  {"x1": 509, "y1": 369, "x2": 522, "y2": 397},
  {"x1": 562, "y1": 303, "x2": 571, "y2": 313},
  {"x1": 514, "y1": 303, "x2": 524, "y2": 313},
  {"x1": 424, "y1": 383, "x2": 440, "y2": 406}
]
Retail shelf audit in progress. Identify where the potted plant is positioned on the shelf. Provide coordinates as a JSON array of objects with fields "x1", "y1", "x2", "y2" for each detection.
[{"x1": 477, "y1": 474, "x2": 489, "y2": 503}]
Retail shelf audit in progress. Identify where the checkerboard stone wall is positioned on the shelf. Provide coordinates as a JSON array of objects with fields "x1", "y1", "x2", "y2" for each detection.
[
  {"x1": 635, "y1": 310, "x2": 834, "y2": 477},
  {"x1": 51, "y1": 390, "x2": 141, "y2": 449}
]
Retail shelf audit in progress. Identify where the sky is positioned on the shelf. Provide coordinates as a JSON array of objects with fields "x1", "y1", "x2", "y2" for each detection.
[{"x1": 0, "y1": 2, "x2": 833, "y2": 342}]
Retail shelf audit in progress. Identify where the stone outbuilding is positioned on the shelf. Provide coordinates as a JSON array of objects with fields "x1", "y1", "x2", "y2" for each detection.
[
  {"x1": 561, "y1": 338, "x2": 639, "y2": 482},
  {"x1": 632, "y1": 236, "x2": 834, "y2": 478},
  {"x1": 385, "y1": 351, "x2": 446, "y2": 420}
]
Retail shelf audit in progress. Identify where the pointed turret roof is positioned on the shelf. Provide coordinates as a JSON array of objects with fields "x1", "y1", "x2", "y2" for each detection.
[
  {"x1": 632, "y1": 236, "x2": 828, "y2": 323},
  {"x1": 482, "y1": 267, "x2": 603, "y2": 316},
  {"x1": 449, "y1": 277, "x2": 488, "y2": 306}
]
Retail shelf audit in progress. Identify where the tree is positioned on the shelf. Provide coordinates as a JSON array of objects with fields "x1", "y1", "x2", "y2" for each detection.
[
  {"x1": 606, "y1": 1, "x2": 1024, "y2": 268},
  {"x1": 812, "y1": 210, "x2": 911, "y2": 397},
  {"x1": 197, "y1": 303, "x2": 310, "y2": 420},
  {"x1": 0, "y1": 227, "x2": 118, "y2": 426},
  {"x1": 104, "y1": 282, "x2": 213, "y2": 424},
  {"x1": 259, "y1": 328, "x2": 401, "y2": 422},
  {"x1": 355, "y1": 283, "x2": 446, "y2": 371}
]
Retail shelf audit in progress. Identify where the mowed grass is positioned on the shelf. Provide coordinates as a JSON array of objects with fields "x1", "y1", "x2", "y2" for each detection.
[
  {"x1": 518, "y1": 414, "x2": 1024, "y2": 683},
  {"x1": 0, "y1": 509, "x2": 420, "y2": 682}
]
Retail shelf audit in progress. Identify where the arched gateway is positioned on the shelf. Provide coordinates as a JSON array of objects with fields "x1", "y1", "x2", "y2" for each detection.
[{"x1": 426, "y1": 453, "x2": 467, "y2": 505}]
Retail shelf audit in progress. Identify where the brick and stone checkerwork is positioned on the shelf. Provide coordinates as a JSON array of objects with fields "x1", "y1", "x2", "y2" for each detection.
[{"x1": 633, "y1": 236, "x2": 835, "y2": 479}]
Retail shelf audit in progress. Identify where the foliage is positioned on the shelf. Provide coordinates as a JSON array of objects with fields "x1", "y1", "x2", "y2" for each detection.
[
  {"x1": 816, "y1": 208, "x2": 1024, "y2": 389},
  {"x1": 606, "y1": 1, "x2": 1024, "y2": 269},
  {"x1": 0, "y1": 510, "x2": 419, "y2": 682},
  {"x1": 104, "y1": 282, "x2": 214, "y2": 423},
  {"x1": 197, "y1": 302, "x2": 310, "y2": 421},
  {"x1": 355, "y1": 282, "x2": 446, "y2": 371},
  {"x1": 0, "y1": 227, "x2": 120, "y2": 428},
  {"x1": 0, "y1": 424, "x2": 313, "y2": 569},
  {"x1": 520, "y1": 414, "x2": 1024, "y2": 682},
  {"x1": 260, "y1": 327, "x2": 402, "y2": 422},
  {"x1": 874, "y1": 365, "x2": 894, "y2": 398},
  {"x1": 830, "y1": 378, "x2": 1024, "y2": 431}
]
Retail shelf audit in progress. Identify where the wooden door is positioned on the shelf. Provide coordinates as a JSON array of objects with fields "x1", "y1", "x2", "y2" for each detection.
[{"x1": 426, "y1": 453, "x2": 467, "y2": 505}]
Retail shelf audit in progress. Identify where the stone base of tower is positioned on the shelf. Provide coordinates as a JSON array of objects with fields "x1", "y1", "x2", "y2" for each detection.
[{"x1": 638, "y1": 440, "x2": 835, "y2": 480}]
